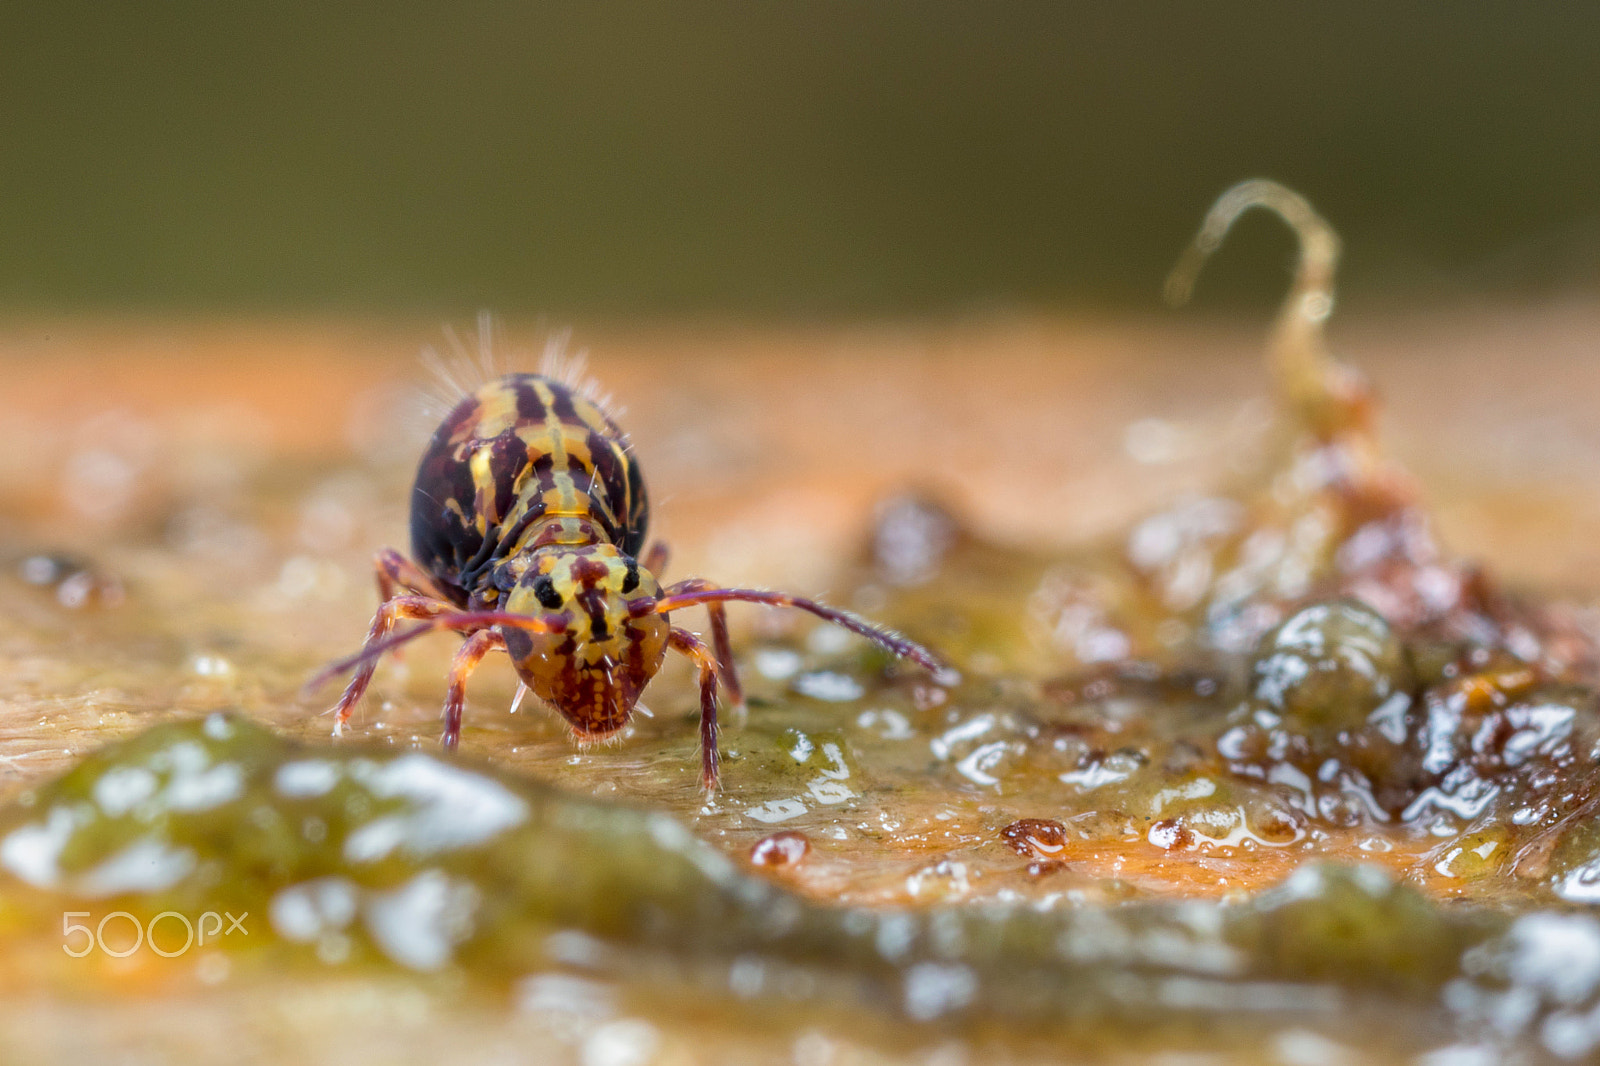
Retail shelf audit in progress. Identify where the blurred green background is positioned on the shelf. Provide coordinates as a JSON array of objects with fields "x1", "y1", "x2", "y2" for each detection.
[{"x1": 4, "y1": 3, "x2": 1600, "y2": 317}]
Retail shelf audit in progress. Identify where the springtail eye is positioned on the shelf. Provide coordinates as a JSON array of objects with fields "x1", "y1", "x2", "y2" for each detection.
[
  {"x1": 622, "y1": 558, "x2": 640, "y2": 594},
  {"x1": 532, "y1": 575, "x2": 563, "y2": 610}
]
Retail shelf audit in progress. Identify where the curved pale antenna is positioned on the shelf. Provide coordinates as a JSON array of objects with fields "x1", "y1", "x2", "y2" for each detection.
[{"x1": 1164, "y1": 179, "x2": 1343, "y2": 415}]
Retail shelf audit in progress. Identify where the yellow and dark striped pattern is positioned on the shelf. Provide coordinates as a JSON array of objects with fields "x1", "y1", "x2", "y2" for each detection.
[
  {"x1": 330, "y1": 367, "x2": 937, "y2": 776},
  {"x1": 499, "y1": 541, "x2": 668, "y2": 739},
  {"x1": 410, "y1": 373, "x2": 648, "y2": 606}
]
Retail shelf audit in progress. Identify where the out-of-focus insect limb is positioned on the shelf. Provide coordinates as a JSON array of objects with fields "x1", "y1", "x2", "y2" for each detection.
[
  {"x1": 312, "y1": 609, "x2": 563, "y2": 687},
  {"x1": 661, "y1": 578, "x2": 746, "y2": 714},
  {"x1": 372, "y1": 549, "x2": 457, "y2": 662},
  {"x1": 643, "y1": 585, "x2": 949, "y2": 678},
  {"x1": 328, "y1": 595, "x2": 459, "y2": 735},
  {"x1": 641, "y1": 542, "x2": 670, "y2": 577},
  {"x1": 374, "y1": 547, "x2": 455, "y2": 604},
  {"x1": 310, "y1": 608, "x2": 562, "y2": 716},
  {"x1": 668, "y1": 626, "x2": 722, "y2": 791},
  {"x1": 443, "y1": 628, "x2": 507, "y2": 751}
]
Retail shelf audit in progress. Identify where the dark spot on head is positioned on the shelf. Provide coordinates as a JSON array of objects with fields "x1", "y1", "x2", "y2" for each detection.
[
  {"x1": 533, "y1": 575, "x2": 563, "y2": 610},
  {"x1": 578, "y1": 587, "x2": 611, "y2": 641},
  {"x1": 621, "y1": 558, "x2": 640, "y2": 594}
]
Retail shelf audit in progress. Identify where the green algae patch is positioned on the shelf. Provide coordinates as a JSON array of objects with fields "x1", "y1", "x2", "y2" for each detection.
[{"x1": 4, "y1": 711, "x2": 1600, "y2": 1059}]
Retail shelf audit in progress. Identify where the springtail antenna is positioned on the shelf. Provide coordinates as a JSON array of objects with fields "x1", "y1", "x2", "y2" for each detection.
[{"x1": 635, "y1": 587, "x2": 954, "y2": 681}]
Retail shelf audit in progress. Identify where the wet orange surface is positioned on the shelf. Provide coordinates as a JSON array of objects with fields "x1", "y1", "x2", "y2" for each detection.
[{"x1": 2, "y1": 305, "x2": 1600, "y2": 1063}]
